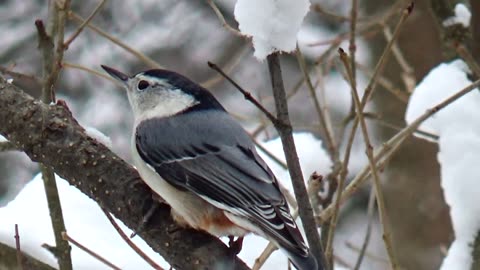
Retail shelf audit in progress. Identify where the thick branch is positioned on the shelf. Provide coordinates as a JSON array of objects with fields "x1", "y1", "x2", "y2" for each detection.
[{"x1": 0, "y1": 78, "x2": 250, "y2": 270}]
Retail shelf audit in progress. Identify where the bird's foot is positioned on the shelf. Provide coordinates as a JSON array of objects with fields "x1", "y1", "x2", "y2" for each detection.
[
  {"x1": 228, "y1": 236, "x2": 244, "y2": 255},
  {"x1": 130, "y1": 197, "x2": 160, "y2": 238}
]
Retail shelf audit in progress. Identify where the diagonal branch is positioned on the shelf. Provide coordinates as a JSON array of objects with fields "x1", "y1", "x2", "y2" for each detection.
[{"x1": 0, "y1": 78, "x2": 250, "y2": 270}]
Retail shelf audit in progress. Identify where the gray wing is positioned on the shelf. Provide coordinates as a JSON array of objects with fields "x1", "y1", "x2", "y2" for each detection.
[{"x1": 135, "y1": 110, "x2": 308, "y2": 256}]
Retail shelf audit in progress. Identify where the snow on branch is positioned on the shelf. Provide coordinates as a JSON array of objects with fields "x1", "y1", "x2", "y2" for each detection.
[
  {"x1": 406, "y1": 60, "x2": 480, "y2": 270},
  {"x1": 234, "y1": 0, "x2": 310, "y2": 59}
]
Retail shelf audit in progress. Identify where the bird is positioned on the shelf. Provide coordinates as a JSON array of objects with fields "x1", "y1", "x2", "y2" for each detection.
[{"x1": 101, "y1": 65, "x2": 319, "y2": 270}]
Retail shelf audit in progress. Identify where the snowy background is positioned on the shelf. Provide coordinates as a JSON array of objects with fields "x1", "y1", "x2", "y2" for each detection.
[{"x1": 1, "y1": 0, "x2": 478, "y2": 269}]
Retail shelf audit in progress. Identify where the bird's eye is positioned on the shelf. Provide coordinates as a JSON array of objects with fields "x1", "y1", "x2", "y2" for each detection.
[{"x1": 137, "y1": 80, "x2": 149, "y2": 90}]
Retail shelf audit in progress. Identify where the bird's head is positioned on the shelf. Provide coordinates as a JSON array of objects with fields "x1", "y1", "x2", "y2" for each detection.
[{"x1": 101, "y1": 65, "x2": 224, "y2": 123}]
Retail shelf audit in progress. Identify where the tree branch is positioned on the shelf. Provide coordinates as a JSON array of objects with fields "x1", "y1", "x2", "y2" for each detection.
[
  {"x1": 0, "y1": 242, "x2": 56, "y2": 270},
  {"x1": 267, "y1": 53, "x2": 326, "y2": 268},
  {"x1": 0, "y1": 78, "x2": 250, "y2": 270}
]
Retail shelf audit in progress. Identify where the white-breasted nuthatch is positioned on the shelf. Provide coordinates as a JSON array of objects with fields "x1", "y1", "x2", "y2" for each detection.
[{"x1": 101, "y1": 65, "x2": 319, "y2": 270}]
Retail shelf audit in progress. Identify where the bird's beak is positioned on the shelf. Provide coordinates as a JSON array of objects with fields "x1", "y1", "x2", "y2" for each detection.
[{"x1": 101, "y1": 65, "x2": 129, "y2": 86}]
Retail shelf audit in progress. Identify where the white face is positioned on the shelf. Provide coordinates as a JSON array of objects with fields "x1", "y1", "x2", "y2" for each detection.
[{"x1": 125, "y1": 74, "x2": 199, "y2": 124}]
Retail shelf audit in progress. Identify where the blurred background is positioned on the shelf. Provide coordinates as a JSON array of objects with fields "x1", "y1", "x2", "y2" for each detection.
[{"x1": 0, "y1": 0, "x2": 474, "y2": 269}]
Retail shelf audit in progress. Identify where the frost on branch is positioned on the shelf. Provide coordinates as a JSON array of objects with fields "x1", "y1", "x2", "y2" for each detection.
[
  {"x1": 405, "y1": 60, "x2": 480, "y2": 270},
  {"x1": 234, "y1": 0, "x2": 310, "y2": 60}
]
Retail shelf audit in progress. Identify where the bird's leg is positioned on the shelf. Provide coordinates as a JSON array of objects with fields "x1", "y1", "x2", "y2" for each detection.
[
  {"x1": 228, "y1": 236, "x2": 244, "y2": 255},
  {"x1": 130, "y1": 194, "x2": 160, "y2": 238}
]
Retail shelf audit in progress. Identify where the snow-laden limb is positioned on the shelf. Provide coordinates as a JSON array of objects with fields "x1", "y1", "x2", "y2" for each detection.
[
  {"x1": 442, "y1": 3, "x2": 471, "y2": 28},
  {"x1": 0, "y1": 174, "x2": 169, "y2": 270},
  {"x1": 405, "y1": 59, "x2": 480, "y2": 270},
  {"x1": 234, "y1": 0, "x2": 310, "y2": 60},
  {"x1": 85, "y1": 126, "x2": 113, "y2": 149}
]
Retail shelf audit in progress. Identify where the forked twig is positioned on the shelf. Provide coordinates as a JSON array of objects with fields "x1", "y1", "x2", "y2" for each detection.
[
  {"x1": 64, "y1": 0, "x2": 106, "y2": 49},
  {"x1": 207, "y1": 62, "x2": 280, "y2": 126},
  {"x1": 206, "y1": 0, "x2": 243, "y2": 37}
]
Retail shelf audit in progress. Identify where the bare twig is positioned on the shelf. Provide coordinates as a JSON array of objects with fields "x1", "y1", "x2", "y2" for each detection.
[
  {"x1": 40, "y1": 165, "x2": 72, "y2": 269},
  {"x1": 353, "y1": 188, "x2": 376, "y2": 270},
  {"x1": 349, "y1": 0, "x2": 359, "y2": 92},
  {"x1": 64, "y1": 0, "x2": 106, "y2": 49},
  {"x1": 324, "y1": 117, "x2": 358, "y2": 262},
  {"x1": 319, "y1": 77, "x2": 480, "y2": 222},
  {"x1": 15, "y1": 224, "x2": 23, "y2": 270},
  {"x1": 206, "y1": 0, "x2": 243, "y2": 37},
  {"x1": 61, "y1": 232, "x2": 121, "y2": 270},
  {"x1": 382, "y1": 25, "x2": 416, "y2": 94},
  {"x1": 101, "y1": 209, "x2": 164, "y2": 270},
  {"x1": 62, "y1": 62, "x2": 121, "y2": 85},
  {"x1": 267, "y1": 53, "x2": 326, "y2": 268},
  {"x1": 295, "y1": 46, "x2": 337, "y2": 160},
  {"x1": 355, "y1": 61, "x2": 409, "y2": 103},
  {"x1": 201, "y1": 44, "x2": 249, "y2": 88},
  {"x1": 341, "y1": 48, "x2": 398, "y2": 269},
  {"x1": 360, "y1": 2, "x2": 413, "y2": 108},
  {"x1": 207, "y1": 61, "x2": 280, "y2": 126},
  {"x1": 68, "y1": 12, "x2": 162, "y2": 69},
  {"x1": 252, "y1": 139, "x2": 287, "y2": 169},
  {"x1": 36, "y1": 1, "x2": 73, "y2": 269},
  {"x1": 252, "y1": 242, "x2": 278, "y2": 270},
  {"x1": 311, "y1": 4, "x2": 352, "y2": 22},
  {"x1": 346, "y1": 241, "x2": 389, "y2": 264},
  {"x1": 382, "y1": 25, "x2": 414, "y2": 76}
]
